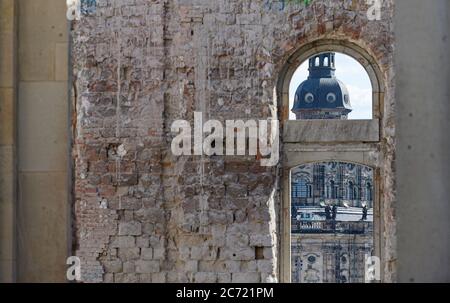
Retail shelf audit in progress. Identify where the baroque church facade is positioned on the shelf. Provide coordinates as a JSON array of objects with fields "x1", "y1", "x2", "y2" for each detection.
[{"x1": 291, "y1": 161, "x2": 374, "y2": 209}]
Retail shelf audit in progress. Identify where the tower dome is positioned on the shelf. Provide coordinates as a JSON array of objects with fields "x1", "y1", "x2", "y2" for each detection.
[{"x1": 292, "y1": 53, "x2": 352, "y2": 120}]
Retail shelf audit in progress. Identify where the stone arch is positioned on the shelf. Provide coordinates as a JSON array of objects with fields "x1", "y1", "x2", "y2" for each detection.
[{"x1": 276, "y1": 39, "x2": 391, "y2": 282}]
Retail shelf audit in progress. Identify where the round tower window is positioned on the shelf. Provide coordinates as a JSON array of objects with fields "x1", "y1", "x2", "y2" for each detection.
[
  {"x1": 326, "y1": 93, "x2": 336, "y2": 103},
  {"x1": 305, "y1": 93, "x2": 314, "y2": 103}
]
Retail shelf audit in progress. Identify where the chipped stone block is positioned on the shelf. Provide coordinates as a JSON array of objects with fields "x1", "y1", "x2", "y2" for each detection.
[
  {"x1": 241, "y1": 260, "x2": 257, "y2": 272},
  {"x1": 135, "y1": 260, "x2": 160, "y2": 274},
  {"x1": 222, "y1": 247, "x2": 255, "y2": 261},
  {"x1": 118, "y1": 248, "x2": 140, "y2": 261},
  {"x1": 226, "y1": 232, "x2": 249, "y2": 248},
  {"x1": 263, "y1": 247, "x2": 274, "y2": 259},
  {"x1": 136, "y1": 236, "x2": 150, "y2": 248},
  {"x1": 179, "y1": 246, "x2": 190, "y2": 261},
  {"x1": 194, "y1": 272, "x2": 217, "y2": 283},
  {"x1": 224, "y1": 261, "x2": 241, "y2": 273},
  {"x1": 152, "y1": 272, "x2": 167, "y2": 283},
  {"x1": 111, "y1": 236, "x2": 136, "y2": 248},
  {"x1": 141, "y1": 247, "x2": 153, "y2": 260},
  {"x1": 153, "y1": 248, "x2": 165, "y2": 260},
  {"x1": 232, "y1": 272, "x2": 261, "y2": 283},
  {"x1": 114, "y1": 273, "x2": 139, "y2": 283},
  {"x1": 261, "y1": 273, "x2": 278, "y2": 283},
  {"x1": 218, "y1": 273, "x2": 232, "y2": 283},
  {"x1": 104, "y1": 273, "x2": 114, "y2": 283},
  {"x1": 119, "y1": 221, "x2": 142, "y2": 236},
  {"x1": 249, "y1": 234, "x2": 272, "y2": 247},
  {"x1": 185, "y1": 260, "x2": 198, "y2": 272},
  {"x1": 123, "y1": 261, "x2": 135, "y2": 273},
  {"x1": 103, "y1": 260, "x2": 123, "y2": 273},
  {"x1": 139, "y1": 274, "x2": 153, "y2": 283},
  {"x1": 257, "y1": 260, "x2": 275, "y2": 273}
]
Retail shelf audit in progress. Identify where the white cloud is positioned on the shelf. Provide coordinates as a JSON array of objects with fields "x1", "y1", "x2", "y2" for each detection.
[{"x1": 346, "y1": 84, "x2": 372, "y2": 119}]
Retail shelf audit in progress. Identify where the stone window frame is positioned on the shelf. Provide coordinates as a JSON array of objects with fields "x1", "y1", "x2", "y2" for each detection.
[
  {"x1": 278, "y1": 39, "x2": 384, "y2": 121},
  {"x1": 276, "y1": 39, "x2": 386, "y2": 283}
]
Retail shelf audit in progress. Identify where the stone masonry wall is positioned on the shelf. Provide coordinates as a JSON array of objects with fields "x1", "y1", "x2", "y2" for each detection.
[{"x1": 71, "y1": 0, "x2": 395, "y2": 282}]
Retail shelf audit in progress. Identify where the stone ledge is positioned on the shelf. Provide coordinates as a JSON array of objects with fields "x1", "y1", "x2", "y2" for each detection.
[{"x1": 283, "y1": 119, "x2": 380, "y2": 143}]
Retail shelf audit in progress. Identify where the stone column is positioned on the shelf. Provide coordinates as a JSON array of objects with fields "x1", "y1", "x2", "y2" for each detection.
[
  {"x1": 0, "y1": 0, "x2": 17, "y2": 283},
  {"x1": 16, "y1": 0, "x2": 69, "y2": 282},
  {"x1": 395, "y1": 0, "x2": 450, "y2": 282}
]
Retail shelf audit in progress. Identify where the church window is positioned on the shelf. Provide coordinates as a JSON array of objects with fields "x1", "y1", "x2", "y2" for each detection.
[{"x1": 292, "y1": 177, "x2": 309, "y2": 198}]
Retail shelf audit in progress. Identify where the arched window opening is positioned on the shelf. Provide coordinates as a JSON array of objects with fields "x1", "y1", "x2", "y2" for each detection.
[
  {"x1": 292, "y1": 176, "x2": 312, "y2": 204},
  {"x1": 279, "y1": 41, "x2": 386, "y2": 284}
]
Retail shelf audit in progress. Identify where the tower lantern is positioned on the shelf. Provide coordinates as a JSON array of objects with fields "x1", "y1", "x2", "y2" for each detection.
[{"x1": 292, "y1": 53, "x2": 352, "y2": 120}]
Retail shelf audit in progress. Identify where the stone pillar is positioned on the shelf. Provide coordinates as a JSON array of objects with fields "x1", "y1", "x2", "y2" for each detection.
[
  {"x1": 0, "y1": 0, "x2": 17, "y2": 283},
  {"x1": 395, "y1": 0, "x2": 450, "y2": 282},
  {"x1": 16, "y1": 0, "x2": 69, "y2": 282}
]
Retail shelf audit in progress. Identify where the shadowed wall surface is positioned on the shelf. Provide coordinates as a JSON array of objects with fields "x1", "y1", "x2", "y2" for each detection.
[{"x1": 395, "y1": 0, "x2": 450, "y2": 283}]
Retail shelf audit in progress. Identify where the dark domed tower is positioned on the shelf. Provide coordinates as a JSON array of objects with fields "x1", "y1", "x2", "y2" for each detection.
[{"x1": 292, "y1": 53, "x2": 352, "y2": 120}]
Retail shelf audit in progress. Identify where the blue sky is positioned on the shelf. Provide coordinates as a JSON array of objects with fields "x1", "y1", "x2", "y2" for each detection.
[{"x1": 289, "y1": 53, "x2": 373, "y2": 120}]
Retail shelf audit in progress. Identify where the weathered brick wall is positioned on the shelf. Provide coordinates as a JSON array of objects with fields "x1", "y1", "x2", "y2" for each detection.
[{"x1": 71, "y1": 0, "x2": 395, "y2": 282}]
